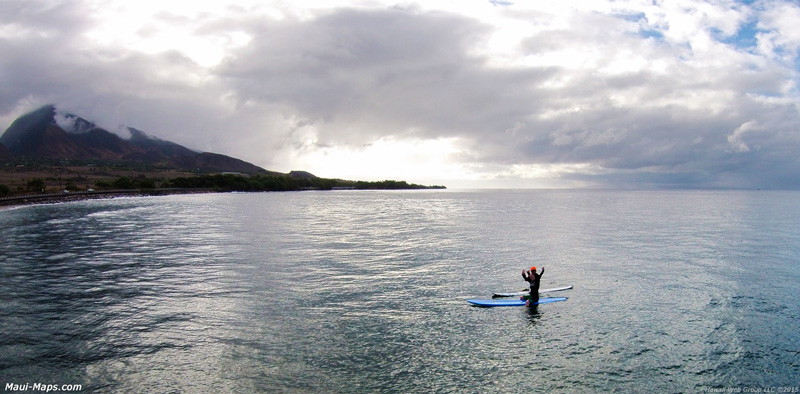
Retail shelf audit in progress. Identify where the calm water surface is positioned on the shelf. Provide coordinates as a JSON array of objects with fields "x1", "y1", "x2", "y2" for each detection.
[{"x1": 1, "y1": 190, "x2": 799, "y2": 393}]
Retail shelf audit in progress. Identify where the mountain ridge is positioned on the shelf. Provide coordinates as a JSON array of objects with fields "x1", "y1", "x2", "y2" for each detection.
[{"x1": 0, "y1": 105, "x2": 274, "y2": 175}]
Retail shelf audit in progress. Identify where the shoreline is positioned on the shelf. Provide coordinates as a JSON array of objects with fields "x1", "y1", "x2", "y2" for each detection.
[
  {"x1": 0, "y1": 186, "x2": 447, "y2": 210},
  {"x1": 0, "y1": 188, "x2": 216, "y2": 209}
]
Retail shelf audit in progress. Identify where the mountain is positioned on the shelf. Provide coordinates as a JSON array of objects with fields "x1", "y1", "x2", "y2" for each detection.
[
  {"x1": 169, "y1": 152, "x2": 270, "y2": 174},
  {"x1": 0, "y1": 142, "x2": 10, "y2": 159},
  {"x1": 1, "y1": 105, "x2": 269, "y2": 174},
  {"x1": 288, "y1": 170, "x2": 317, "y2": 179}
]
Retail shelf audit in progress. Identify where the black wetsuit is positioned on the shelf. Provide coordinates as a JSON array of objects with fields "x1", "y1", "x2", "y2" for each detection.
[{"x1": 523, "y1": 269, "x2": 543, "y2": 304}]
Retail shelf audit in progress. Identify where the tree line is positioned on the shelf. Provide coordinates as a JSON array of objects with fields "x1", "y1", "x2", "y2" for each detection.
[
  {"x1": 161, "y1": 174, "x2": 445, "y2": 191},
  {"x1": 0, "y1": 174, "x2": 444, "y2": 196}
]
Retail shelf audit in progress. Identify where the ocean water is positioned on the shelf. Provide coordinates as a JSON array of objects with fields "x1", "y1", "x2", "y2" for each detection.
[{"x1": 1, "y1": 190, "x2": 798, "y2": 393}]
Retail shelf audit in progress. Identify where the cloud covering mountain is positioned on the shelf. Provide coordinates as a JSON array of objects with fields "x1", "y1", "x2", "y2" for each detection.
[
  {"x1": 0, "y1": 105, "x2": 268, "y2": 174},
  {"x1": 1, "y1": 0, "x2": 799, "y2": 188}
]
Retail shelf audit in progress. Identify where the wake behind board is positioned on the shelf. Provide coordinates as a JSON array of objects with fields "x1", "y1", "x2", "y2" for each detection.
[
  {"x1": 492, "y1": 285, "x2": 573, "y2": 298},
  {"x1": 467, "y1": 297, "x2": 568, "y2": 307}
]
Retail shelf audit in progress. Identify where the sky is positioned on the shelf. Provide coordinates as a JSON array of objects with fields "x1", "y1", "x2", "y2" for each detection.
[{"x1": 1, "y1": 0, "x2": 800, "y2": 189}]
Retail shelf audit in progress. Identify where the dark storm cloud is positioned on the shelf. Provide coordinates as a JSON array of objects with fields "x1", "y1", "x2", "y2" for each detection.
[
  {"x1": 217, "y1": 8, "x2": 556, "y2": 142},
  {"x1": 0, "y1": 1, "x2": 265, "y2": 154}
]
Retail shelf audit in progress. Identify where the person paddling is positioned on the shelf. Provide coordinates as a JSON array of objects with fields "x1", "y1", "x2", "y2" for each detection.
[{"x1": 521, "y1": 266, "x2": 544, "y2": 306}]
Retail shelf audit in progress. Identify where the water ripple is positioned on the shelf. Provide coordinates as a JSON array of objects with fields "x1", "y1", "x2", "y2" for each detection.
[{"x1": 1, "y1": 191, "x2": 799, "y2": 392}]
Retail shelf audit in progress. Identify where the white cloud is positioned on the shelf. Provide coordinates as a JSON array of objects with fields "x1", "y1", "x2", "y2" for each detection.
[
  {"x1": 282, "y1": 135, "x2": 467, "y2": 182},
  {"x1": 727, "y1": 120, "x2": 759, "y2": 153},
  {"x1": 759, "y1": 2, "x2": 800, "y2": 56}
]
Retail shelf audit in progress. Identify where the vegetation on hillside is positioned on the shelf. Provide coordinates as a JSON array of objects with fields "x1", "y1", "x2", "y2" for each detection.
[
  {"x1": 0, "y1": 159, "x2": 445, "y2": 199},
  {"x1": 0, "y1": 174, "x2": 444, "y2": 199},
  {"x1": 160, "y1": 174, "x2": 445, "y2": 192}
]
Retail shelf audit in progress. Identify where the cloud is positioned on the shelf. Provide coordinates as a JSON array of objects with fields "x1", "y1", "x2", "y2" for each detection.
[
  {"x1": 218, "y1": 9, "x2": 501, "y2": 138},
  {"x1": 727, "y1": 120, "x2": 758, "y2": 153},
  {"x1": 1, "y1": 0, "x2": 799, "y2": 188}
]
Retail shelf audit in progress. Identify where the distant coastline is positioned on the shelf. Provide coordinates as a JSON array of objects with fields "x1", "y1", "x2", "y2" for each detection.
[
  {"x1": 0, "y1": 176, "x2": 446, "y2": 209},
  {"x1": 0, "y1": 188, "x2": 209, "y2": 208},
  {"x1": 0, "y1": 106, "x2": 444, "y2": 206},
  {"x1": 1, "y1": 159, "x2": 445, "y2": 209}
]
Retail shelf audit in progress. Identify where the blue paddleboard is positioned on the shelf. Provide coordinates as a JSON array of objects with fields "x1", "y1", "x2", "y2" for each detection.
[{"x1": 467, "y1": 297, "x2": 568, "y2": 307}]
